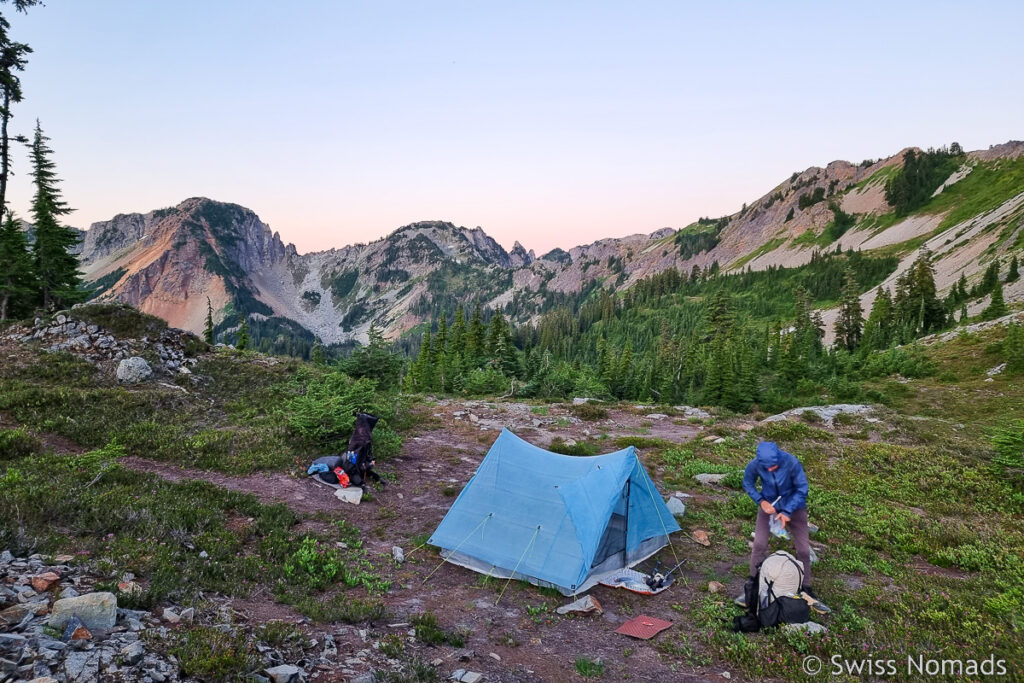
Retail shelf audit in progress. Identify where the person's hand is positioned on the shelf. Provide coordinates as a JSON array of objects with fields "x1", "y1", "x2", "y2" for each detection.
[
  {"x1": 777, "y1": 513, "x2": 791, "y2": 529},
  {"x1": 760, "y1": 500, "x2": 776, "y2": 515}
]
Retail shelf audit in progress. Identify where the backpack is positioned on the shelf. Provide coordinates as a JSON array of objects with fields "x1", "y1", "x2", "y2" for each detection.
[
  {"x1": 756, "y1": 551, "x2": 809, "y2": 628},
  {"x1": 732, "y1": 574, "x2": 761, "y2": 633},
  {"x1": 733, "y1": 551, "x2": 810, "y2": 632}
]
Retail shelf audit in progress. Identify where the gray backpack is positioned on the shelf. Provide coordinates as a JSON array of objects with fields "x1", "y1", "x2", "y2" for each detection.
[{"x1": 756, "y1": 551, "x2": 809, "y2": 627}]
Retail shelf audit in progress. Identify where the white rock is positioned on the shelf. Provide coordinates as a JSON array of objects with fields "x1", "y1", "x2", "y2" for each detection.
[
  {"x1": 665, "y1": 497, "x2": 687, "y2": 517},
  {"x1": 674, "y1": 405, "x2": 711, "y2": 419},
  {"x1": 694, "y1": 473, "x2": 727, "y2": 485},
  {"x1": 266, "y1": 664, "x2": 303, "y2": 683},
  {"x1": 392, "y1": 546, "x2": 405, "y2": 563},
  {"x1": 781, "y1": 621, "x2": 828, "y2": 635},
  {"x1": 646, "y1": 413, "x2": 668, "y2": 420},
  {"x1": 116, "y1": 357, "x2": 153, "y2": 384},
  {"x1": 335, "y1": 487, "x2": 363, "y2": 505}
]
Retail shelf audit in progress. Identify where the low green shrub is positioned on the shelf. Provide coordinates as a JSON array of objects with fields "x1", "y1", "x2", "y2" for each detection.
[
  {"x1": 572, "y1": 403, "x2": 609, "y2": 421},
  {"x1": 575, "y1": 656, "x2": 604, "y2": 677},
  {"x1": 71, "y1": 302, "x2": 169, "y2": 339},
  {"x1": 548, "y1": 438, "x2": 599, "y2": 456},
  {"x1": 166, "y1": 626, "x2": 257, "y2": 682},
  {"x1": 0, "y1": 427, "x2": 41, "y2": 461}
]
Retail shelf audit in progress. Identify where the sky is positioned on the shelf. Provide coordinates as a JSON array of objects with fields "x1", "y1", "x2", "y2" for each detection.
[{"x1": 5, "y1": 1, "x2": 1023, "y2": 254}]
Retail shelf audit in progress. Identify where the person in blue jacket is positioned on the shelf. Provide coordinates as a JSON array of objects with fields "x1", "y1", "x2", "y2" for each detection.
[{"x1": 743, "y1": 440, "x2": 816, "y2": 597}]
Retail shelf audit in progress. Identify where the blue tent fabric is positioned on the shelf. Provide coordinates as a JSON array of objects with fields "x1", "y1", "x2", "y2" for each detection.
[{"x1": 429, "y1": 428, "x2": 681, "y2": 595}]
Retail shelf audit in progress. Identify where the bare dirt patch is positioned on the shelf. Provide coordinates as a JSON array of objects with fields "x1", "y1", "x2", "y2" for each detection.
[{"x1": 116, "y1": 400, "x2": 736, "y2": 681}]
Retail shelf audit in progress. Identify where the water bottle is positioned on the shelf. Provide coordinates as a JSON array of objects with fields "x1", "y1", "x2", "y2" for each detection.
[{"x1": 769, "y1": 514, "x2": 790, "y2": 540}]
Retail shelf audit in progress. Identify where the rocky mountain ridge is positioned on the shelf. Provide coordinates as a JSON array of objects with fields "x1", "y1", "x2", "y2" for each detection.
[{"x1": 76, "y1": 140, "x2": 1024, "y2": 345}]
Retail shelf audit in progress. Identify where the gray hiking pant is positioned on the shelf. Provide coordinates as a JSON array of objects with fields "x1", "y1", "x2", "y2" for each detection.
[{"x1": 749, "y1": 507, "x2": 811, "y2": 587}]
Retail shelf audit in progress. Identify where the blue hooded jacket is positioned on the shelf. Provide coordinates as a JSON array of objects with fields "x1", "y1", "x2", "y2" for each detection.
[{"x1": 742, "y1": 441, "x2": 808, "y2": 516}]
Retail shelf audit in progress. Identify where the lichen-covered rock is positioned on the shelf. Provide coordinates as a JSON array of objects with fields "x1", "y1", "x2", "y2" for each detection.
[
  {"x1": 49, "y1": 592, "x2": 117, "y2": 631},
  {"x1": 762, "y1": 404, "x2": 873, "y2": 427}
]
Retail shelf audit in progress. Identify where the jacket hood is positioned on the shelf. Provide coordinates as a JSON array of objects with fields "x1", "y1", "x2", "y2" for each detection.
[{"x1": 756, "y1": 441, "x2": 781, "y2": 468}]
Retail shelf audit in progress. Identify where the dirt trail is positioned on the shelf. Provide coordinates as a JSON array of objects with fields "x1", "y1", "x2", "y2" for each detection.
[
  {"x1": 121, "y1": 456, "x2": 339, "y2": 516},
  {"x1": 117, "y1": 401, "x2": 731, "y2": 682}
]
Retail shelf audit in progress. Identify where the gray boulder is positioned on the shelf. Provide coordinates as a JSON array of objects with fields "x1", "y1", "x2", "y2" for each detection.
[
  {"x1": 62, "y1": 650, "x2": 100, "y2": 683},
  {"x1": 49, "y1": 592, "x2": 117, "y2": 631},
  {"x1": 120, "y1": 641, "x2": 145, "y2": 666},
  {"x1": 674, "y1": 405, "x2": 711, "y2": 419},
  {"x1": 665, "y1": 497, "x2": 687, "y2": 517},
  {"x1": 116, "y1": 357, "x2": 153, "y2": 384}
]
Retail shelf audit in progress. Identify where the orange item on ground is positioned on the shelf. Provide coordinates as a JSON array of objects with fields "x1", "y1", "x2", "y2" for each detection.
[
  {"x1": 334, "y1": 467, "x2": 350, "y2": 488},
  {"x1": 615, "y1": 615, "x2": 673, "y2": 640}
]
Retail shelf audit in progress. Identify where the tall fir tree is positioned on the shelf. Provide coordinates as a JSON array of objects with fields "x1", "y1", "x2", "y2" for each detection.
[
  {"x1": 485, "y1": 312, "x2": 519, "y2": 377},
  {"x1": 412, "y1": 329, "x2": 435, "y2": 391},
  {"x1": 702, "y1": 292, "x2": 736, "y2": 403},
  {"x1": 436, "y1": 313, "x2": 448, "y2": 353},
  {"x1": 861, "y1": 287, "x2": 893, "y2": 352},
  {"x1": 235, "y1": 314, "x2": 250, "y2": 350},
  {"x1": 343, "y1": 324, "x2": 403, "y2": 389},
  {"x1": 955, "y1": 272, "x2": 970, "y2": 301},
  {"x1": 791, "y1": 286, "x2": 823, "y2": 363},
  {"x1": 466, "y1": 304, "x2": 486, "y2": 366},
  {"x1": 204, "y1": 297, "x2": 215, "y2": 345},
  {"x1": 1008, "y1": 254, "x2": 1020, "y2": 283},
  {"x1": 311, "y1": 340, "x2": 325, "y2": 365},
  {"x1": 450, "y1": 307, "x2": 466, "y2": 356},
  {"x1": 0, "y1": 11, "x2": 30, "y2": 220},
  {"x1": 28, "y1": 121, "x2": 81, "y2": 310},
  {"x1": 616, "y1": 344, "x2": 634, "y2": 398},
  {"x1": 0, "y1": 211, "x2": 32, "y2": 319},
  {"x1": 834, "y1": 267, "x2": 864, "y2": 351},
  {"x1": 982, "y1": 280, "x2": 1009, "y2": 320},
  {"x1": 893, "y1": 250, "x2": 944, "y2": 339}
]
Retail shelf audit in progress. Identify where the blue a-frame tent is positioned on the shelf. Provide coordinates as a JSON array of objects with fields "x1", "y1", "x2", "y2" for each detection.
[{"x1": 429, "y1": 429, "x2": 680, "y2": 595}]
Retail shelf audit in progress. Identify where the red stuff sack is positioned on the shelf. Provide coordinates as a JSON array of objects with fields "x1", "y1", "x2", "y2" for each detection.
[{"x1": 334, "y1": 467, "x2": 350, "y2": 488}]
